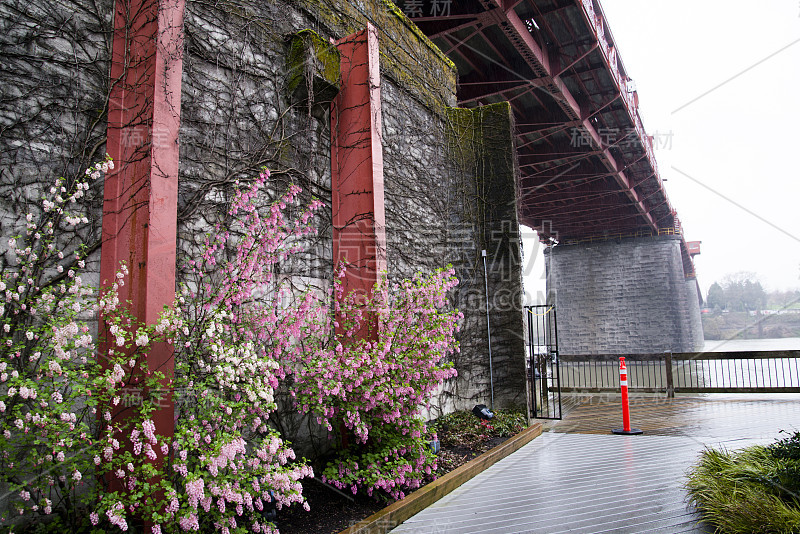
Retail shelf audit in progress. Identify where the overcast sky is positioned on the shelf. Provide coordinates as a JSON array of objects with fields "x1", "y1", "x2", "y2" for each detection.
[{"x1": 524, "y1": 0, "x2": 800, "y2": 301}]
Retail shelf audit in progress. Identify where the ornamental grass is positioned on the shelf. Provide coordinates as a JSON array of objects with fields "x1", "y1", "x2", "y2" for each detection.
[{"x1": 686, "y1": 431, "x2": 800, "y2": 533}]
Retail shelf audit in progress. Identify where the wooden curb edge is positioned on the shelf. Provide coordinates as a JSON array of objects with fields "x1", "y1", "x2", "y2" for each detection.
[{"x1": 338, "y1": 422, "x2": 544, "y2": 534}]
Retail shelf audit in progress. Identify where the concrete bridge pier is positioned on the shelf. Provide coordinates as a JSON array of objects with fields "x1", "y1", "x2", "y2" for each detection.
[{"x1": 545, "y1": 234, "x2": 704, "y2": 355}]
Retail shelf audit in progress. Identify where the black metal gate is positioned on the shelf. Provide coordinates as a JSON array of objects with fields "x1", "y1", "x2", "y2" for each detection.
[{"x1": 526, "y1": 305, "x2": 561, "y2": 419}]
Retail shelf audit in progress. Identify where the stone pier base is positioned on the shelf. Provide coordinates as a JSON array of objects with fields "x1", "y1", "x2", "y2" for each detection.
[{"x1": 545, "y1": 235, "x2": 703, "y2": 354}]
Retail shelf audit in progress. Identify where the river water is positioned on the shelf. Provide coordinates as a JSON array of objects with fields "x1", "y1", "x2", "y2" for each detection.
[
  {"x1": 699, "y1": 338, "x2": 800, "y2": 400},
  {"x1": 703, "y1": 337, "x2": 800, "y2": 352}
]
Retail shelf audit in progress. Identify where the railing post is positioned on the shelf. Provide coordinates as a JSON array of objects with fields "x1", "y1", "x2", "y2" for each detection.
[{"x1": 665, "y1": 352, "x2": 674, "y2": 398}]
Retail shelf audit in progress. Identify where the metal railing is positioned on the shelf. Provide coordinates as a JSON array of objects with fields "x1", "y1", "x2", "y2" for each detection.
[{"x1": 559, "y1": 351, "x2": 800, "y2": 395}]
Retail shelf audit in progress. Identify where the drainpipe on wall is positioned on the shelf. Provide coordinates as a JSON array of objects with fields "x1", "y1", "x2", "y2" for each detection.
[{"x1": 482, "y1": 249, "x2": 495, "y2": 410}]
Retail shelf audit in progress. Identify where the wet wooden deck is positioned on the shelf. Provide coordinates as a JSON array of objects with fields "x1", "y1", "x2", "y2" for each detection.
[
  {"x1": 390, "y1": 396, "x2": 800, "y2": 533},
  {"x1": 550, "y1": 394, "x2": 800, "y2": 440}
]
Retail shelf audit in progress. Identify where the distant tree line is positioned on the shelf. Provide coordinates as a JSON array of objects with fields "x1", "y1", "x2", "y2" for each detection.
[
  {"x1": 703, "y1": 272, "x2": 800, "y2": 340},
  {"x1": 706, "y1": 280, "x2": 766, "y2": 311},
  {"x1": 705, "y1": 272, "x2": 800, "y2": 312}
]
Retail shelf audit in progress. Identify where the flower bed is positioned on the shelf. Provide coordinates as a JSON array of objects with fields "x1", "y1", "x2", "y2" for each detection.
[
  {"x1": 277, "y1": 410, "x2": 527, "y2": 534},
  {"x1": 1, "y1": 161, "x2": 464, "y2": 533}
]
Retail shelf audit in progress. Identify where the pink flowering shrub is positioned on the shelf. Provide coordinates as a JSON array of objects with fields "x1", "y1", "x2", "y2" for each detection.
[
  {"x1": 320, "y1": 420, "x2": 437, "y2": 500},
  {"x1": 88, "y1": 266, "x2": 183, "y2": 532},
  {"x1": 89, "y1": 171, "x2": 323, "y2": 532},
  {"x1": 161, "y1": 170, "x2": 324, "y2": 532},
  {"x1": 0, "y1": 156, "x2": 168, "y2": 526},
  {"x1": 288, "y1": 266, "x2": 462, "y2": 500},
  {"x1": 0, "y1": 164, "x2": 319, "y2": 532}
]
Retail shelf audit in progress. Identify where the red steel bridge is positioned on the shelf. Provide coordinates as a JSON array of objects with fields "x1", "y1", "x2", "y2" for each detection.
[{"x1": 406, "y1": 0, "x2": 696, "y2": 276}]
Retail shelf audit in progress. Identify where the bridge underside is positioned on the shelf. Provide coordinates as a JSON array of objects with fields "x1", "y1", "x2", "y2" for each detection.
[{"x1": 408, "y1": 0, "x2": 695, "y2": 277}]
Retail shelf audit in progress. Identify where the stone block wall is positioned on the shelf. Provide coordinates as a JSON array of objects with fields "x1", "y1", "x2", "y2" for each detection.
[
  {"x1": 0, "y1": 0, "x2": 112, "y2": 277},
  {"x1": 546, "y1": 235, "x2": 703, "y2": 354},
  {"x1": 685, "y1": 277, "x2": 705, "y2": 349},
  {"x1": 0, "y1": 0, "x2": 529, "y2": 425},
  {"x1": 442, "y1": 104, "x2": 527, "y2": 412},
  {"x1": 178, "y1": 0, "x2": 527, "y2": 415}
]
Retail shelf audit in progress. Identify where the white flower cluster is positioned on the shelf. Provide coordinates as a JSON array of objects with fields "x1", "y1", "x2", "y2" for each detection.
[
  {"x1": 98, "y1": 264, "x2": 128, "y2": 314},
  {"x1": 134, "y1": 332, "x2": 149, "y2": 347},
  {"x1": 108, "y1": 363, "x2": 125, "y2": 386},
  {"x1": 202, "y1": 312, "x2": 278, "y2": 408}
]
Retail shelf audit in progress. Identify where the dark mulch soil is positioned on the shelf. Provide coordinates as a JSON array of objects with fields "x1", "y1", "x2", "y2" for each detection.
[
  {"x1": 275, "y1": 436, "x2": 510, "y2": 534},
  {"x1": 275, "y1": 478, "x2": 385, "y2": 534}
]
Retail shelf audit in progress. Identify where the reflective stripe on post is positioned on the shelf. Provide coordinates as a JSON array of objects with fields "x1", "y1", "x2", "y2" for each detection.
[{"x1": 612, "y1": 356, "x2": 643, "y2": 435}]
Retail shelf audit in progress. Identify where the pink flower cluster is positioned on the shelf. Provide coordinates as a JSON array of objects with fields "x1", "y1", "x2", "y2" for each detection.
[
  {"x1": 290, "y1": 265, "x2": 461, "y2": 438},
  {"x1": 162, "y1": 172, "x2": 322, "y2": 530}
]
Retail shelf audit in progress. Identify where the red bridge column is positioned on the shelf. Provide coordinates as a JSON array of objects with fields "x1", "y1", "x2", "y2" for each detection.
[
  {"x1": 331, "y1": 23, "x2": 387, "y2": 336},
  {"x1": 100, "y1": 0, "x2": 185, "y2": 453}
]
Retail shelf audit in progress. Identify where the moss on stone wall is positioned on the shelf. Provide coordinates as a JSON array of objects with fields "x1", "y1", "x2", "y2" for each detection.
[
  {"x1": 445, "y1": 102, "x2": 520, "y2": 266},
  {"x1": 286, "y1": 29, "x2": 341, "y2": 105},
  {"x1": 379, "y1": 0, "x2": 455, "y2": 70},
  {"x1": 288, "y1": 0, "x2": 457, "y2": 113},
  {"x1": 445, "y1": 103, "x2": 519, "y2": 224}
]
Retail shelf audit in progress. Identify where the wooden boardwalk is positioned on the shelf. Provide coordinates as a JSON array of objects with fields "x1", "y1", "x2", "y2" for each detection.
[
  {"x1": 550, "y1": 395, "x2": 800, "y2": 439},
  {"x1": 390, "y1": 396, "x2": 800, "y2": 533}
]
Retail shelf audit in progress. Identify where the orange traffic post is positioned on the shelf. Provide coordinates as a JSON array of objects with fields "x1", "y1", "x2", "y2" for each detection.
[{"x1": 612, "y1": 357, "x2": 643, "y2": 435}]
